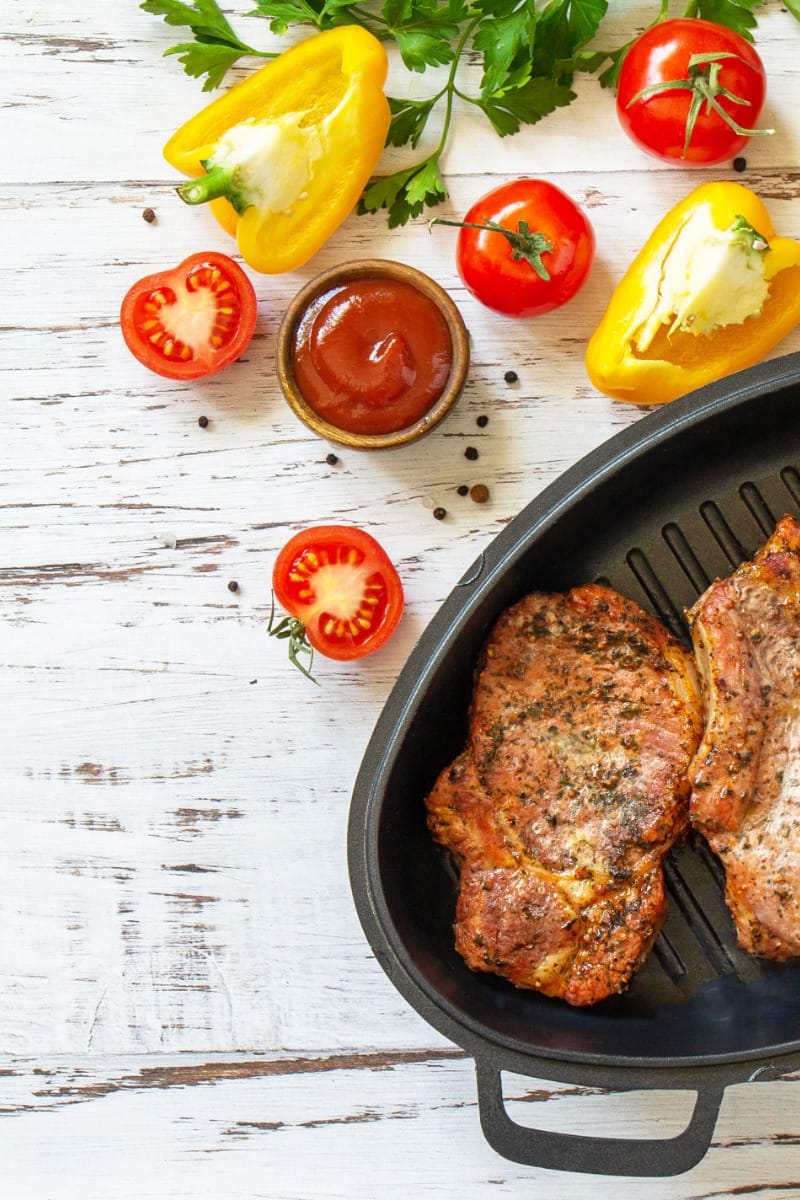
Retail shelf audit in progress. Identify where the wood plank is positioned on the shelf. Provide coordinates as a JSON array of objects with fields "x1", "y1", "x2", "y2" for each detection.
[{"x1": 5, "y1": 0, "x2": 800, "y2": 1190}]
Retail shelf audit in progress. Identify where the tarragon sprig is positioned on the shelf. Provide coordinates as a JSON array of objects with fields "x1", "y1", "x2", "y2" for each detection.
[{"x1": 267, "y1": 594, "x2": 319, "y2": 685}]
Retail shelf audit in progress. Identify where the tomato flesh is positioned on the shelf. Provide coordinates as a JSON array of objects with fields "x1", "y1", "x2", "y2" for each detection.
[
  {"x1": 616, "y1": 19, "x2": 768, "y2": 166},
  {"x1": 273, "y1": 526, "x2": 404, "y2": 661},
  {"x1": 121, "y1": 252, "x2": 257, "y2": 380},
  {"x1": 454, "y1": 180, "x2": 594, "y2": 318}
]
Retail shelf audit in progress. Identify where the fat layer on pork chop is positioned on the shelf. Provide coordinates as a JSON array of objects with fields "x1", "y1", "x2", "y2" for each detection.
[
  {"x1": 688, "y1": 513, "x2": 800, "y2": 960},
  {"x1": 426, "y1": 583, "x2": 703, "y2": 1006}
]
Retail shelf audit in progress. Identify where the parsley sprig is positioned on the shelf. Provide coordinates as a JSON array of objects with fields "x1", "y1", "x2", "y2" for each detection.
[
  {"x1": 142, "y1": 0, "x2": 786, "y2": 224},
  {"x1": 141, "y1": 0, "x2": 275, "y2": 89}
]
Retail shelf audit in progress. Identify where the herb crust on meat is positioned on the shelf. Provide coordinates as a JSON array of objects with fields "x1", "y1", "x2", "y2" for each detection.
[
  {"x1": 426, "y1": 583, "x2": 703, "y2": 1006},
  {"x1": 688, "y1": 513, "x2": 800, "y2": 960}
]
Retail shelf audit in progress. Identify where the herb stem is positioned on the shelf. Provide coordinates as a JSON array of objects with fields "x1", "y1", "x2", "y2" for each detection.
[
  {"x1": 435, "y1": 14, "x2": 482, "y2": 156},
  {"x1": 147, "y1": 0, "x2": 789, "y2": 227}
]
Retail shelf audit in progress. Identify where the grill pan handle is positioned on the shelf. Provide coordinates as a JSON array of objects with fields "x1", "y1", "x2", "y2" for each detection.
[{"x1": 475, "y1": 1061, "x2": 724, "y2": 1176}]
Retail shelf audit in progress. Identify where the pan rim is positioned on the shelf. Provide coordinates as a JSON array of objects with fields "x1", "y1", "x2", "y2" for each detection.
[{"x1": 348, "y1": 349, "x2": 800, "y2": 1077}]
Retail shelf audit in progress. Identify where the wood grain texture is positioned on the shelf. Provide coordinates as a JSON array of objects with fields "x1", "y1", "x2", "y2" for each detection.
[{"x1": 4, "y1": 0, "x2": 800, "y2": 1192}]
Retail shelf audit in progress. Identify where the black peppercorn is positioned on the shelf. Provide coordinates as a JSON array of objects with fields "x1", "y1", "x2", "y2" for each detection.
[
  {"x1": 476, "y1": 414, "x2": 489, "y2": 428},
  {"x1": 198, "y1": 415, "x2": 209, "y2": 428},
  {"x1": 142, "y1": 207, "x2": 156, "y2": 223},
  {"x1": 733, "y1": 157, "x2": 747, "y2": 173},
  {"x1": 504, "y1": 370, "x2": 518, "y2": 384},
  {"x1": 433, "y1": 506, "x2": 447, "y2": 521},
  {"x1": 456, "y1": 484, "x2": 469, "y2": 496},
  {"x1": 227, "y1": 580, "x2": 239, "y2": 593},
  {"x1": 464, "y1": 446, "x2": 479, "y2": 461},
  {"x1": 325, "y1": 452, "x2": 339, "y2": 466}
]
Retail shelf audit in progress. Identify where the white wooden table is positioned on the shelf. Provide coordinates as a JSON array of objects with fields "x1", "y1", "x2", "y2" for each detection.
[{"x1": 5, "y1": 2, "x2": 800, "y2": 1194}]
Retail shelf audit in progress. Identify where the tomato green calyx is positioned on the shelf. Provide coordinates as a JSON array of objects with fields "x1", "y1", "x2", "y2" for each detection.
[
  {"x1": 626, "y1": 51, "x2": 774, "y2": 159},
  {"x1": 431, "y1": 217, "x2": 554, "y2": 281},
  {"x1": 267, "y1": 595, "x2": 319, "y2": 686},
  {"x1": 730, "y1": 213, "x2": 770, "y2": 254}
]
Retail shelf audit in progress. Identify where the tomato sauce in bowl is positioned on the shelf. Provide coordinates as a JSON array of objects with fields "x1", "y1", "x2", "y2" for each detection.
[{"x1": 277, "y1": 260, "x2": 470, "y2": 449}]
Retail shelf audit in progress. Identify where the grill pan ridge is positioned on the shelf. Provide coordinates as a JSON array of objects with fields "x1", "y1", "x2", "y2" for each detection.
[{"x1": 347, "y1": 351, "x2": 800, "y2": 1176}]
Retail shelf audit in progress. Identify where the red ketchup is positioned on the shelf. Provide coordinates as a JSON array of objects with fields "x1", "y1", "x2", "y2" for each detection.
[{"x1": 292, "y1": 278, "x2": 453, "y2": 435}]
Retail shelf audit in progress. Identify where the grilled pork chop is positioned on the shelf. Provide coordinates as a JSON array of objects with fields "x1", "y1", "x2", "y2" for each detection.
[
  {"x1": 426, "y1": 584, "x2": 703, "y2": 1006},
  {"x1": 688, "y1": 513, "x2": 800, "y2": 960}
]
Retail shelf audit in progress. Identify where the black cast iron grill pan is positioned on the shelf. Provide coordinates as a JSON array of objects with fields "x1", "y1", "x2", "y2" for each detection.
[{"x1": 347, "y1": 352, "x2": 800, "y2": 1177}]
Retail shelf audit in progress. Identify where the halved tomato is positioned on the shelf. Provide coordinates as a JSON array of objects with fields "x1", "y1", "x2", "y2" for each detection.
[
  {"x1": 120, "y1": 251, "x2": 257, "y2": 380},
  {"x1": 271, "y1": 526, "x2": 404, "y2": 671}
]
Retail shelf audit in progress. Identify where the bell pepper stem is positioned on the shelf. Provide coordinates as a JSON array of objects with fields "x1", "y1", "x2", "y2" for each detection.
[{"x1": 176, "y1": 166, "x2": 244, "y2": 211}]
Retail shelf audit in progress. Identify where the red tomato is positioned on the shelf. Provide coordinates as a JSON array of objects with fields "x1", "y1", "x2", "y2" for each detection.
[
  {"x1": 616, "y1": 18, "x2": 769, "y2": 166},
  {"x1": 272, "y1": 526, "x2": 404, "y2": 664},
  {"x1": 120, "y1": 252, "x2": 257, "y2": 380},
  {"x1": 449, "y1": 180, "x2": 595, "y2": 318}
]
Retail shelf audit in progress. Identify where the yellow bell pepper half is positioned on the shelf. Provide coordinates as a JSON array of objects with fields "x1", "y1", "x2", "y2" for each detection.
[
  {"x1": 585, "y1": 182, "x2": 800, "y2": 405},
  {"x1": 163, "y1": 26, "x2": 391, "y2": 274}
]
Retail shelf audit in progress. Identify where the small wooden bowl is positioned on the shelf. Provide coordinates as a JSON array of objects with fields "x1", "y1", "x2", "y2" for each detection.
[{"x1": 276, "y1": 259, "x2": 470, "y2": 449}]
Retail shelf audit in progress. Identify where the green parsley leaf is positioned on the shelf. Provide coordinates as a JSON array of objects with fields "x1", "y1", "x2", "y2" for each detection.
[
  {"x1": 532, "y1": 0, "x2": 609, "y2": 76},
  {"x1": 249, "y1": 0, "x2": 362, "y2": 34},
  {"x1": 690, "y1": 0, "x2": 763, "y2": 42},
  {"x1": 478, "y1": 76, "x2": 576, "y2": 138},
  {"x1": 359, "y1": 156, "x2": 448, "y2": 227},
  {"x1": 381, "y1": 0, "x2": 467, "y2": 72},
  {"x1": 249, "y1": 0, "x2": 324, "y2": 35},
  {"x1": 142, "y1": 0, "x2": 236, "y2": 40},
  {"x1": 141, "y1": 0, "x2": 783, "y2": 227},
  {"x1": 401, "y1": 155, "x2": 448, "y2": 213},
  {"x1": 473, "y1": 11, "x2": 534, "y2": 99},
  {"x1": 392, "y1": 27, "x2": 458, "y2": 70},
  {"x1": 141, "y1": 0, "x2": 271, "y2": 88},
  {"x1": 163, "y1": 39, "x2": 253, "y2": 89},
  {"x1": 386, "y1": 96, "x2": 438, "y2": 148},
  {"x1": 589, "y1": 43, "x2": 632, "y2": 89}
]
